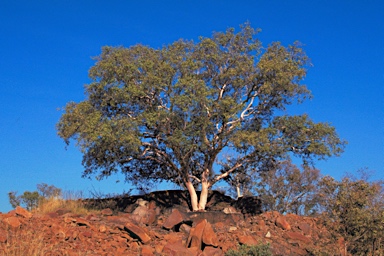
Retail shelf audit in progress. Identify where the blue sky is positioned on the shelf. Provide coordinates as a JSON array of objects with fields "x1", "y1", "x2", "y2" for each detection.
[{"x1": 0, "y1": 1, "x2": 383, "y2": 212}]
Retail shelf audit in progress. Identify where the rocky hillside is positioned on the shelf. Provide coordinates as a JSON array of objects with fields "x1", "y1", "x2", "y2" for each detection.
[{"x1": 0, "y1": 190, "x2": 347, "y2": 255}]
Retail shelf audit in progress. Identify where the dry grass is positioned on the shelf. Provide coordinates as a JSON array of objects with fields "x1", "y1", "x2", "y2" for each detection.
[
  {"x1": 0, "y1": 190, "x2": 122, "y2": 255},
  {"x1": 0, "y1": 227, "x2": 93, "y2": 256},
  {"x1": 35, "y1": 190, "x2": 100, "y2": 216},
  {"x1": 0, "y1": 227, "x2": 51, "y2": 256}
]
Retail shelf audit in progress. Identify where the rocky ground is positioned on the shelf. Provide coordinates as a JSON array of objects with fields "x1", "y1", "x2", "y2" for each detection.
[{"x1": 0, "y1": 190, "x2": 347, "y2": 255}]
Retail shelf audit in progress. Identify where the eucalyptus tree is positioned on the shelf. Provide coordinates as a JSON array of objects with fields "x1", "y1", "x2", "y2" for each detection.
[{"x1": 57, "y1": 24, "x2": 345, "y2": 211}]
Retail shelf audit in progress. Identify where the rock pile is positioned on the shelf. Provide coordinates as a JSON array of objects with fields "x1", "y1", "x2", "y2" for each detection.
[{"x1": 0, "y1": 191, "x2": 347, "y2": 255}]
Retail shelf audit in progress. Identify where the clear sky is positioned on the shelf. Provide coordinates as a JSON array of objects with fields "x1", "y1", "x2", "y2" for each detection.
[{"x1": 0, "y1": 1, "x2": 383, "y2": 212}]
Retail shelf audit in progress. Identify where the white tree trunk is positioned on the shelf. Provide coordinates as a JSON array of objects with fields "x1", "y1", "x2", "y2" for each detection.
[
  {"x1": 185, "y1": 169, "x2": 211, "y2": 211},
  {"x1": 236, "y1": 185, "x2": 243, "y2": 199},
  {"x1": 185, "y1": 181, "x2": 199, "y2": 211},
  {"x1": 197, "y1": 168, "x2": 211, "y2": 211},
  {"x1": 198, "y1": 181, "x2": 209, "y2": 210}
]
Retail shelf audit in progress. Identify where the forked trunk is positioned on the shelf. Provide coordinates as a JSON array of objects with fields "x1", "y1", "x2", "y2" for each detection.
[{"x1": 185, "y1": 180, "x2": 210, "y2": 211}]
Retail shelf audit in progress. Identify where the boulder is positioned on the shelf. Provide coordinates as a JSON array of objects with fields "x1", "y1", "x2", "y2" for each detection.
[
  {"x1": 187, "y1": 219, "x2": 207, "y2": 249},
  {"x1": 298, "y1": 222, "x2": 311, "y2": 235},
  {"x1": 0, "y1": 232, "x2": 7, "y2": 243},
  {"x1": 3, "y1": 217, "x2": 21, "y2": 229},
  {"x1": 275, "y1": 216, "x2": 291, "y2": 231},
  {"x1": 202, "y1": 222, "x2": 219, "y2": 247},
  {"x1": 203, "y1": 246, "x2": 224, "y2": 256},
  {"x1": 284, "y1": 231, "x2": 311, "y2": 244},
  {"x1": 163, "y1": 240, "x2": 195, "y2": 256},
  {"x1": 124, "y1": 222, "x2": 151, "y2": 244},
  {"x1": 163, "y1": 209, "x2": 184, "y2": 230},
  {"x1": 15, "y1": 206, "x2": 32, "y2": 219},
  {"x1": 101, "y1": 208, "x2": 113, "y2": 216},
  {"x1": 238, "y1": 234, "x2": 258, "y2": 245},
  {"x1": 141, "y1": 245, "x2": 155, "y2": 256}
]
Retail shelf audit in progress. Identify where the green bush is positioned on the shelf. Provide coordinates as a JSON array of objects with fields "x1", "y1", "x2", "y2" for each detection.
[
  {"x1": 225, "y1": 243, "x2": 272, "y2": 256},
  {"x1": 317, "y1": 171, "x2": 384, "y2": 255}
]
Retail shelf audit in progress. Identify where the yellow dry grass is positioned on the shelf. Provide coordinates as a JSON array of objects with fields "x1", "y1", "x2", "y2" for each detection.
[
  {"x1": 1, "y1": 228, "x2": 51, "y2": 256},
  {"x1": 34, "y1": 190, "x2": 100, "y2": 216}
]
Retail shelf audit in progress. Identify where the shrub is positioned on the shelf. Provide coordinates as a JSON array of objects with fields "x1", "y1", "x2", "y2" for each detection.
[
  {"x1": 225, "y1": 243, "x2": 272, "y2": 256},
  {"x1": 317, "y1": 171, "x2": 384, "y2": 255}
]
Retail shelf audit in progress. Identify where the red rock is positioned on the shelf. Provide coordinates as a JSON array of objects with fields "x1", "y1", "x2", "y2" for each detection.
[
  {"x1": 258, "y1": 219, "x2": 266, "y2": 228},
  {"x1": 15, "y1": 206, "x2": 32, "y2": 219},
  {"x1": 202, "y1": 221, "x2": 219, "y2": 247},
  {"x1": 3, "y1": 216, "x2": 21, "y2": 228},
  {"x1": 124, "y1": 222, "x2": 151, "y2": 244},
  {"x1": 141, "y1": 245, "x2": 155, "y2": 256},
  {"x1": 75, "y1": 218, "x2": 92, "y2": 228},
  {"x1": 46, "y1": 212, "x2": 59, "y2": 218},
  {"x1": 188, "y1": 246, "x2": 202, "y2": 255},
  {"x1": 101, "y1": 208, "x2": 113, "y2": 216},
  {"x1": 275, "y1": 216, "x2": 291, "y2": 230},
  {"x1": 0, "y1": 195, "x2": 354, "y2": 255},
  {"x1": 0, "y1": 232, "x2": 7, "y2": 243},
  {"x1": 214, "y1": 222, "x2": 225, "y2": 229},
  {"x1": 298, "y1": 222, "x2": 311, "y2": 235},
  {"x1": 99, "y1": 224, "x2": 107, "y2": 233},
  {"x1": 132, "y1": 205, "x2": 148, "y2": 217},
  {"x1": 284, "y1": 231, "x2": 311, "y2": 244},
  {"x1": 164, "y1": 232, "x2": 183, "y2": 243},
  {"x1": 64, "y1": 216, "x2": 76, "y2": 223},
  {"x1": 180, "y1": 223, "x2": 192, "y2": 234},
  {"x1": 144, "y1": 209, "x2": 157, "y2": 225},
  {"x1": 116, "y1": 247, "x2": 127, "y2": 254},
  {"x1": 81, "y1": 231, "x2": 92, "y2": 238},
  {"x1": 163, "y1": 209, "x2": 184, "y2": 230},
  {"x1": 163, "y1": 240, "x2": 195, "y2": 256},
  {"x1": 289, "y1": 246, "x2": 308, "y2": 255},
  {"x1": 55, "y1": 208, "x2": 70, "y2": 215},
  {"x1": 188, "y1": 219, "x2": 207, "y2": 249},
  {"x1": 238, "y1": 234, "x2": 258, "y2": 245},
  {"x1": 203, "y1": 246, "x2": 224, "y2": 256},
  {"x1": 148, "y1": 201, "x2": 157, "y2": 210}
]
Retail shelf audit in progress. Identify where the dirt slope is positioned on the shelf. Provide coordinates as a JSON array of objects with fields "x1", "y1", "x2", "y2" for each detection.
[{"x1": 0, "y1": 190, "x2": 347, "y2": 255}]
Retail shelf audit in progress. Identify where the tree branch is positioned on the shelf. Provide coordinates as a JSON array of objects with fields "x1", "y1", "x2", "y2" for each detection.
[{"x1": 213, "y1": 162, "x2": 243, "y2": 184}]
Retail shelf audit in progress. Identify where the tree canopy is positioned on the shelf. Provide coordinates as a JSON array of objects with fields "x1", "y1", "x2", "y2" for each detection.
[{"x1": 57, "y1": 24, "x2": 346, "y2": 211}]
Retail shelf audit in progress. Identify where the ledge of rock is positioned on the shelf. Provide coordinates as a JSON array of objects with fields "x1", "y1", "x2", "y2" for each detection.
[{"x1": 0, "y1": 191, "x2": 347, "y2": 255}]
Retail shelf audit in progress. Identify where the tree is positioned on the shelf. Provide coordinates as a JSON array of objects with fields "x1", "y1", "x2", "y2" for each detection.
[
  {"x1": 20, "y1": 191, "x2": 40, "y2": 211},
  {"x1": 317, "y1": 172, "x2": 384, "y2": 255},
  {"x1": 57, "y1": 23, "x2": 345, "y2": 211},
  {"x1": 8, "y1": 191, "x2": 21, "y2": 208},
  {"x1": 8, "y1": 183, "x2": 62, "y2": 210},
  {"x1": 251, "y1": 160, "x2": 321, "y2": 215},
  {"x1": 37, "y1": 183, "x2": 62, "y2": 199}
]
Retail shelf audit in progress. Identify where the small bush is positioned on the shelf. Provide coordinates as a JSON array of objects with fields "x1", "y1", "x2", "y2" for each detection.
[{"x1": 225, "y1": 243, "x2": 272, "y2": 256}]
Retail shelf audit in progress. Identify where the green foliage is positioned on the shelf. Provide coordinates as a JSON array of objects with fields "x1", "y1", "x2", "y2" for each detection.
[
  {"x1": 37, "y1": 183, "x2": 62, "y2": 198},
  {"x1": 225, "y1": 243, "x2": 272, "y2": 256},
  {"x1": 8, "y1": 191, "x2": 21, "y2": 209},
  {"x1": 251, "y1": 160, "x2": 321, "y2": 215},
  {"x1": 57, "y1": 23, "x2": 345, "y2": 209},
  {"x1": 8, "y1": 183, "x2": 62, "y2": 210},
  {"x1": 318, "y1": 171, "x2": 384, "y2": 255},
  {"x1": 20, "y1": 191, "x2": 40, "y2": 211}
]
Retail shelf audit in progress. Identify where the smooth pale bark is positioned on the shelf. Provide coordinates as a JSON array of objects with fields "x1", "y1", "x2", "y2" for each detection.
[
  {"x1": 198, "y1": 181, "x2": 209, "y2": 210},
  {"x1": 185, "y1": 181, "x2": 199, "y2": 211},
  {"x1": 236, "y1": 185, "x2": 243, "y2": 199},
  {"x1": 185, "y1": 169, "x2": 211, "y2": 211}
]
